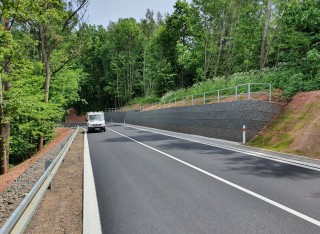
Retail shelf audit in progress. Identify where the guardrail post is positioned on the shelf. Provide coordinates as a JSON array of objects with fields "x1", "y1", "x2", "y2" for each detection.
[
  {"x1": 269, "y1": 83, "x2": 272, "y2": 102},
  {"x1": 203, "y1": 93, "x2": 206, "y2": 104},
  {"x1": 248, "y1": 83, "x2": 251, "y2": 100},
  {"x1": 45, "y1": 160, "x2": 52, "y2": 189},
  {"x1": 192, "y1": 95, "x2": 194, "y2": 106},
  {"x1": 218, "y1": 90, "x2": 220, "y2": 103},
  {"x1": 235, "y1": 86, "x2": 238, "y2": 101}
]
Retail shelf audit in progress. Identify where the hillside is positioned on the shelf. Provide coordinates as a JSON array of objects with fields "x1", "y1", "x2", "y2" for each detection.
[{"x1": 250, "y1": 91, "x2": 320, "y2": 159}]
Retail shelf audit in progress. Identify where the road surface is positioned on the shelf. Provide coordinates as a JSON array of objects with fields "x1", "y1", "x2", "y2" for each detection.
[{"x1": 87, "y1": 124, "x2": 320, "y2": 233}]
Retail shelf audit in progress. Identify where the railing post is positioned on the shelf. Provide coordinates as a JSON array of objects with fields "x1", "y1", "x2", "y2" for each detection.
[
  {"x1": 235, "y1": 86, "x2": 238, "y2": 101},
  {"x1": 248, "y1": 83, "x2": 251, "y2": 100},
  {"x1": 269, "y1": 83, "x2": 272, "y2": 102}
]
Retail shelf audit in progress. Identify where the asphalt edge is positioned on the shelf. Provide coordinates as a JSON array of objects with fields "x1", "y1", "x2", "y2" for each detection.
[
  {"x1": 83, "y1": 129, "x2": 102, "y2": 234},
  {"x1": 117, "y1": 123, "x2": 320, "y2": 170}
]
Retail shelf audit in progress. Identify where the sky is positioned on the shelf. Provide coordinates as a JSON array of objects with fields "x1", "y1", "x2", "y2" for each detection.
[{"x1": 86, "y1": 0, "x2": 191, "y2": 26}]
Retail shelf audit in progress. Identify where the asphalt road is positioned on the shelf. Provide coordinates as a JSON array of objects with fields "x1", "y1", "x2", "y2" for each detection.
[{"x1": 88, "y1": 124, "x2": 320, "y2": 234}]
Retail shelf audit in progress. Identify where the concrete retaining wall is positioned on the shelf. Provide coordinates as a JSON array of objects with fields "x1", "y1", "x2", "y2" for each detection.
[{"x1": 105, "y1": 100, "x2": 281, "y2": 142}]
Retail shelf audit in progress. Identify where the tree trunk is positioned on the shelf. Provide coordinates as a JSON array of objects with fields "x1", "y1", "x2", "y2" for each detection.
[
  {"x1": 40, "y1": 25, "x2": 51, "y2": 103},
  {"x1": 143, "y1": 48, "x2": 147, "y2": 95},
  {"x1": 204, "y1": 32, "x2": 213, "y2": 79},
  {"x1": 214, "y1": 8, "x2": 226, "y2": 77},
  {"x1": 260, "y1": 0, "x2": 272, "y2": 71},
  {"x1": 225, "y1": 1, "x2": 239, "y2": 79},
  {"x1": 0, "y1": 74, "x2": 7, "y2": 175},
  {"x1": 39, "y1": 25, "x2": 50, "y2": 150},
  {"x1": 203, "y1": 12, "x2": 212, "y2": 79},
  {"x1": 0, "y1": 18, "x2": 11, "y2": 175},
  {"x1": 264, "y1": 0, "x2": 288, "y2": 70}
]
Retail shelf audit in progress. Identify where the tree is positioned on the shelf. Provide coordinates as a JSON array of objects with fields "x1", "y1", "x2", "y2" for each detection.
[
  {"x1": 0, "y1": 0, "x2": 22, "y2": 174},
  {"x1": 28, "y1": 0, "x2": 88, "y2": 149},
  {"x1": 140, "y1": 9, "x2": 157, "y2": 96}
]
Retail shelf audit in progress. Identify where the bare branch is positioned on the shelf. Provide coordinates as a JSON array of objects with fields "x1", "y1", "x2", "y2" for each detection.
[
  {"x1": 51, "y1": 48, "x2": 81, "y2": 77},
  {"x1": 61, "y1": 0, "x2": 89, "y2": 33}
]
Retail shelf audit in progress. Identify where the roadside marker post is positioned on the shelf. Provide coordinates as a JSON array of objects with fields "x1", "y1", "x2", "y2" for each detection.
[
  {"x1": 243, "y1": 125, "x2": 246, "y2": 144},
  {"x1": 45, "y1": 160, "x2": 52, "y2": 189}
]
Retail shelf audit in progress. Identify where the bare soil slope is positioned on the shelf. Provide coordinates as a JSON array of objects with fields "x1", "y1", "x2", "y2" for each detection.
[
  {"x1": 65, "y1": 107, "x2": 86, "y2": 122},
  {"x1": 250, "y1": 91, "x2": 320, "y2": 159}
]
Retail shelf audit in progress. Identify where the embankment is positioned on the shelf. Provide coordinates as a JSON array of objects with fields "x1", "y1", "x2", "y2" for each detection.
[{"x1": 250, "y1": 91, "x2": 320, "y2": 158}]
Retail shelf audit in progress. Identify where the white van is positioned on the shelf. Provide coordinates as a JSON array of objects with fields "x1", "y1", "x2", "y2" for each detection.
[{"x1": 86, "y1": 112, "x2": 106, "y2": 132}]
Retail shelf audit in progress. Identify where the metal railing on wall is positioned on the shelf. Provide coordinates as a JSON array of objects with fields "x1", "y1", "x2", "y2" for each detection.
[{"x1": 106, "y1": 83, "x2": 272, "y2": 112}]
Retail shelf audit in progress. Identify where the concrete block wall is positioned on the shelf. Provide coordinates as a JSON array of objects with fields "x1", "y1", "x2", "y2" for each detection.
[{"x1": 105, "y1": 100, "x2": 281, "y2": 142}]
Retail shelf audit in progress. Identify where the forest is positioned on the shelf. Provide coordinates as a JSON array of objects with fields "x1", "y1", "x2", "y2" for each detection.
[{"x1": 0, "y1": 0, "x2": 319, "y2": 174}]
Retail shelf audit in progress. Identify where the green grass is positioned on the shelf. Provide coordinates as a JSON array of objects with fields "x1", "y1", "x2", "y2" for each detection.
[
  {"x1": 250, "y1": 132, "x2": 294, "y2": 151},
  {"x1": 249, "y1": 99, "x2": 320, "y2": 156},
  {"x1": 160, "y1": 69, "x2": 280, "y2": 102},
  {"x1": 129, "y1": 95, "x2": 160, "y2": 105}
]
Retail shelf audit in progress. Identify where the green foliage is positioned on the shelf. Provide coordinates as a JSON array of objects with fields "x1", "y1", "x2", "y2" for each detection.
[
  {"x1": 0, "y1": 0, "x2": 88, "y2": 166},
  {"x1": 160, "y1": 70, "x2": 266, "y2": 101},
  {"x1": 129, "y1": 96, "x2": 160, "y2": 105},
  {"x1": 8, "y1": 75, "x2": 65, "y2": 164},
  {"x1": 50, "y1": 66, "x2": 81, "y2": 107}
]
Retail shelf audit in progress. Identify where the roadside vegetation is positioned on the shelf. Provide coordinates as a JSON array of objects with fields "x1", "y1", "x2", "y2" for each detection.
[
  {"x1": 0, "y1": 0, "x2": 319, "y2": 173},
  {"x1": 250, "y1": 91, "x2": 320, "y2": 159},
  {"x1": 0, "y1": 0, "x2": 89, "y2": 174},
  {"x1": 77, "y1": 0, "x2": 320, "y2": 111}
]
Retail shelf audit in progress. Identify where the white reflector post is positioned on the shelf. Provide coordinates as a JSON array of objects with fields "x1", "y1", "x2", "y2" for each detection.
[{"x1": 243, "y1": 125, "x2": 246, "y2": 144}]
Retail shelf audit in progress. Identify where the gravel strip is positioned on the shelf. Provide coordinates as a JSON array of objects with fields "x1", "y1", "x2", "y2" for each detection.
[{"x1": 0, "y1": 131, "x2": 74, "y2": 227}]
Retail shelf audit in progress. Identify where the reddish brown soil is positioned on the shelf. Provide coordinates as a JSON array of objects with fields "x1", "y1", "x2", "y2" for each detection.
[
  {"x1": 25, "y1": 130, "x2": 84, "y2": 233},
  {"x1": 0, "y1": 128, "x2": 73, "y2": 193},
  {"x1": 250, "y1": 91, "x2": 320, "y2": 159},
  {"x1": 288, "y1": 91, "x2": 320, "y2": 158},
  {"x1": 65, "y1": 107, "x2": 86, "y2": 123}
]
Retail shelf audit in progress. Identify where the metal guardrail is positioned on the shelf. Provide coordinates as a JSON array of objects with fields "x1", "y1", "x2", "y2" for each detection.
[
  {"x1": 0, "y1": 126, "x2": 79, "y2": 234},
  {"x1": 106, "y1": 83, "x2": 272, "y2": 112}
]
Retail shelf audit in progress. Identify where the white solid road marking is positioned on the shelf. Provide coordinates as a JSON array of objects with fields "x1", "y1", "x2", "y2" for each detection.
[
  {"x1": 83, "y1": 129, "x2": 102, "y2": 234},
  {"x1": 107, "y1": 127, "x2": 320, "y2": 227},
  {"x1": 123, "y1": 124, "x2": 320, "y2": 172}
]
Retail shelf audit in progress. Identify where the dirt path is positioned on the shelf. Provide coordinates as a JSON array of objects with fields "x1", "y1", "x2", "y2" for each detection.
[{"x1": 25, "y1": 129, "x2": 84, "y2": 233}]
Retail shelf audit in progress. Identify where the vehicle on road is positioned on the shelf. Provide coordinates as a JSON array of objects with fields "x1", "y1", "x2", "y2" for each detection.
[{"x1": 86, "y1": 112, "x2": 106, "y2": 132}]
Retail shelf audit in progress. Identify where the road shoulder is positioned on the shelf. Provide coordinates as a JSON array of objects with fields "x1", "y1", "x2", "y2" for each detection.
[{"x1": 25, "y1": 130, "x2": 84, "y2": 233}]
